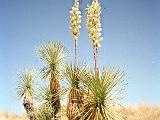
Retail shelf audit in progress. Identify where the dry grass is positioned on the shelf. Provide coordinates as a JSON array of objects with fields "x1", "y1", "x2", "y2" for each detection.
[
  {"x1": 1, "y1": 104, "x2": 160, "y2": 120},
  {"x1": 125, "y1": 103, "x2": 160, "y2": 120},
  {"x1": 0, "y1": 112, "x2": 67, "y2": 120},
  {"x1": 0, "y1": 112, "x2": 28, "y2": 120}
]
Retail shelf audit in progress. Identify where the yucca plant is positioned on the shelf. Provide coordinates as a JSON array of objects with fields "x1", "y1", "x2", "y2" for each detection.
[
  {"x1": 36, "y1": 86, "x2": 53, "y2": 120},
  {"x1": 64, "y1": 64, "x2": 88, "y2": 120},
  {"x1": 68, "y1": 0, "x2": 82, "y2": 119},
  {"x1": 37, "y1": 41, "x2": 66, "y2": 120},
  {"x1": 86, "y1": 0, "x2": 103, "y2": 77},
  {"x1": 16, "y1": 68, "x2": 37, "y2": 120},
  {"x1": 78, "y1": 68, "x2": 126, "y2": 120}
]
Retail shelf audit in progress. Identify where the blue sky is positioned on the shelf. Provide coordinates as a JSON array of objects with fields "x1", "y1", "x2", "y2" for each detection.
[{"x1": 0, "y1": 0, "x2": 159, "y2": 114}]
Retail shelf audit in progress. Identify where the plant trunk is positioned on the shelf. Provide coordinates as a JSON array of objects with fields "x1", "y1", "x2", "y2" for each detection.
[
  {"x1": 50, "y1": 73, "x2": 61, "y2": 120},
  {"x1": 67, "y1": 88, "x2": 82, "y2": 120},
  {"x1": 23, "y1": 98, "x2": 36, "y2": 120}
]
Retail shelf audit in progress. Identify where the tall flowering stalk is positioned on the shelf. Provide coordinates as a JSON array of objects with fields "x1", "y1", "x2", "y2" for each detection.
[
  {"x1": 70, "y1": 0, "x2": 81, "y2": 65},
  {"x1": 68, "y1": 0, "x2": 82, "y2": 119},
  {"x1": 86, "y1": 0, "x2": 102, "y2": 77}
]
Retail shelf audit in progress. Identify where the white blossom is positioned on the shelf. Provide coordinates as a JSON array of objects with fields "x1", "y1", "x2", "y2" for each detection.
[
  {"x1": 86, "y1": 0, "x2": 102, "y2": 48},
  {"x1": 70, "y1": 0, "x2": 81, "y2": 41}
]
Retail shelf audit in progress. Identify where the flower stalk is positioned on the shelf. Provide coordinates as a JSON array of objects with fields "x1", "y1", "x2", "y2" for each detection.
[
  {"x1": 86, "y1": 0, "x2": 102, "y2": 77},
  {"x1": 68, "y1": 1, "x2": 82, "y2": 119},
  {"x1": 93, "y1": 47, "x2": 99, "y2": 78},
  {"x1": 74, "y1": 40, "x2": 77, "y2": 65},
  {"x1": 70, "y1": 0, "x2": 81, "y2": 65}
]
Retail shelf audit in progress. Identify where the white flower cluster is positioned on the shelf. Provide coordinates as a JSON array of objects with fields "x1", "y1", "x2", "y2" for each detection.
[
  {"x1": 70, "y1": 0, "x2": 81, "y2": 41},
  {"x1": 86, "y1": 0, "x2": 102, "y2": 48}
]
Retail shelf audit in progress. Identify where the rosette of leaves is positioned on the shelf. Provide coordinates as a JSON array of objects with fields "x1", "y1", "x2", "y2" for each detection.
[{"x1": 79, "y1": 68, "x2": 127, "y2": 120}]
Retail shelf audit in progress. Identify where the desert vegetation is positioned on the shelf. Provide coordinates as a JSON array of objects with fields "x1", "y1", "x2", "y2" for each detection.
[
  {"x1": 0, "y1": 112, "x2": 28, "y2": 120},
  {"x1": 14, "y1": 0, "x2": 128, "y2": 120},
  {"x1": 126, "y1": 103, "x2": 160, "y2": 120},
  {"x1": 1, "y1": 104, "x2": 160, "y2": 120}
]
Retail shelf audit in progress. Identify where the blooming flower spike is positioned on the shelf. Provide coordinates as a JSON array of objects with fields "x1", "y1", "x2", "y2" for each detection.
[
  {"x1": 86, "y1": 0, "x2": 103, "y2": 48},
  {"x1": 70, "y1": 0, "x2": 81, "y2": 41}
]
